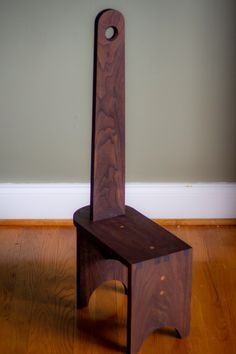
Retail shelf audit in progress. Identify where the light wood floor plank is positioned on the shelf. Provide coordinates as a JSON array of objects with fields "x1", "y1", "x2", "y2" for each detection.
[{"x1": 0, "y1": 227, "x2": 23, "y2": 354}]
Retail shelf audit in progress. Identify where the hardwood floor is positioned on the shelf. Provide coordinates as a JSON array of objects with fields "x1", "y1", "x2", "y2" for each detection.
[{"x1": 0, "y1": 225, "x2": 235, "y2": 354}]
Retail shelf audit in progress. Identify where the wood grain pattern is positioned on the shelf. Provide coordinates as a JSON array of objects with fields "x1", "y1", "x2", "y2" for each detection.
[
  {"x1": 1, "y1": 218, "x2": 235, "y2": 227},
  {"x1": 75, "y1": 9, "x2": 192, "y2": 353},
  {"x1": 0, "y1": 227, "x2": 21, "y2": 354},
  {"x1": 153, "y1": 218, "x2": 236, "y2": 226},
  {"x1": 74, "y1": 206, "x2": 191, "y2": 265},
  {"x1": 127, "y1": 250, "x2": 192, "y2": 354},
  {"x1": 74, "y1": 205, "x2": 192, "y2": 353},
  {"x1": 0, "y1": 226, "x2": 75, "y2": 354},
  {"x1": 76, "y1": 227, "x2": 128, "y2": 309},
  {"x1": 90, "y1": 9, "x2": 125, "y2": 221},
  {"x1": 0, "y1": 226, "x2": 235, "y2": 354},
  {"x1": 0, "y1": 219, "x2": 75, "y2": 227}
]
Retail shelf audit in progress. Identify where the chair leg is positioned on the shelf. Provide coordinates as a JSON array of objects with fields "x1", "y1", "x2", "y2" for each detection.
[
  {"x1": 76, "y1": 229, "x2": 97, "y2": 308},
  {"x1": 126, "y1": 250, "x2": 192, "y2": 354},
  {"x1": 76, "y1": 228, "x2": 128, "y2": 309}
]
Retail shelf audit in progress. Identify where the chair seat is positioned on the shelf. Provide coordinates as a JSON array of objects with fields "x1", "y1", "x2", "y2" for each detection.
[{"x1": 73, "y1": 205, "x2": 190, "y2": 265}]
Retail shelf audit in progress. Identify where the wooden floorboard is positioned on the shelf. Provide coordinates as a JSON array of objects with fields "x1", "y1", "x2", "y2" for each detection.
[
  {"x1": 1, "y1": 218, "x2": 236, "y2": 227},
  {"x1": 0, "y1": 225, "x2": 235, "y2": 354}
]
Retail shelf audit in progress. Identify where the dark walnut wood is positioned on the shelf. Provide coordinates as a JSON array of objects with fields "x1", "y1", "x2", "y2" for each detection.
[
  {"x1": 74, "y1": 206, "x2": 190, "y2": 265},
  {"x1": 76, "y1": 226, "x2": 128, "y2": 309},
  {"x1": 74, "y1": 205, "x2": 192, "y2": 354},
  {"x1": 127, "y1": 249, "x2": 192, "y2": 354},
  {"x1": 91, "y1": 9, "x2": 125, "y2": 222},
  {"x1": 74, "y1": 8, "x2": 192, "y2": 354}
]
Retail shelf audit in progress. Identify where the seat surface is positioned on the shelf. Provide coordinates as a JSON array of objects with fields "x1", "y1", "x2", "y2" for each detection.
[{"x1": 74, "y1": 206, "x2": 191, "y2": 265}]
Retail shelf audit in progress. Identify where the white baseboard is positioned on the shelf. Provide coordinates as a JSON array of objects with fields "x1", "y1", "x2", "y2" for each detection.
[{"x1": 0, "y1": 183, "x2": 235, "y2": 219}]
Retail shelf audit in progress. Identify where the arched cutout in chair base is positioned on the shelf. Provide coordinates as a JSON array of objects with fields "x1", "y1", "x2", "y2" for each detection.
[
  {"x1": 88, "y1": 280, "x2": 127, "y2": 320},
  {"x1": 127, "y1": 252, "x2": 192, "y2": 354},
  {"x1": 130, "y1": 324, "x2": 188, "y2": 354},
  {"x1": 76, "y1": 228, "x2": 128, "y2": 309}
]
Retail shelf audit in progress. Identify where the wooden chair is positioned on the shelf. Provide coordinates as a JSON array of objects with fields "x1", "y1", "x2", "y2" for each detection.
[{"x1": 73, "y1": 9, "x2": 192, "y2": 354}]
